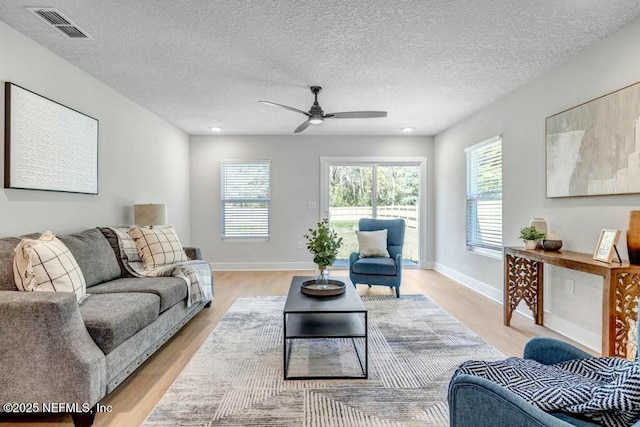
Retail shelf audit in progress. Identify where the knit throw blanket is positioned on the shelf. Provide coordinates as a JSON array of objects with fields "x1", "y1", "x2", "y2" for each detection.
[
  {"x1": 109, "y1": 227, "x2": 213, "y2": 307},
  {"x1": 452, "y1": 357, "x2": 640, "y2": 427}
]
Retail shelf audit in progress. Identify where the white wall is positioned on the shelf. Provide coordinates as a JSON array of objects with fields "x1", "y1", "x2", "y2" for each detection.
[
  {"x1": 0, "y1": 22, "x2": 191, "y2": 241},
  {"x1": 190, "y1": 135, "x2": 434, "y2": 270},
  {"x1": 434, "y1": 19, "x2": 640, "y2": 351}
]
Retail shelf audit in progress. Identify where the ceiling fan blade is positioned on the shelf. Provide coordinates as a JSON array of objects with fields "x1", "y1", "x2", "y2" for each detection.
[
  {"x1": 294, "y1": 120, "x2": 311, "y2": 133},
  {"x1": 259, "y1": 101, "x2": 310, "y2": 117},
  {"x1": 325, "y1": 111, "x2": 387, "y2": 119}
]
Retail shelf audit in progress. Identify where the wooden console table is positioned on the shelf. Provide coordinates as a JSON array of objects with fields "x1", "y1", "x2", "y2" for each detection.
[{"x1": 503, "y1": 247, "x2": 640, "y2": 357}]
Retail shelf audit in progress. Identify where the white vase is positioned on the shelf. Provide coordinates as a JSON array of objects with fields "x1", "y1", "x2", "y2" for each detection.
[
  {"x1": 530, "y1": 218, "x2": 547, "y2": 248},
  {"x1": 524, "y1": 240, "x2": 537, "y2": 250},
  {"x1": 530, "y1": 218, "x2": 547, "y2": 234}
]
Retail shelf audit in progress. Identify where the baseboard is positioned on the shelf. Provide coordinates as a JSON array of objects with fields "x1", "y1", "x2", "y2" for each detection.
[
  {"x1": 543, "y1": 312, "x2": 601, "y2": 352},
  {"x1": 423, "y1": 261, "x2": 435, "y2": 269},
  {"x1": 210, "y1": 262, "x2": 316, "y2": 271},
  {"x1": 433, "y1": 262, "x2": 601, "y2": 352},
  {"x1": 433, "y1": 262, "x2": 502, "y2": 303}
]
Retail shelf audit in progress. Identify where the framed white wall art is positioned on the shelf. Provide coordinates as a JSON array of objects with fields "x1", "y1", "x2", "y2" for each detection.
[
  {"x1": 4, "y1": 82, "x2": 98, "y2": 194},
  {"x1": 546, "y1": 81, "x2": 640, "y2": 198}
]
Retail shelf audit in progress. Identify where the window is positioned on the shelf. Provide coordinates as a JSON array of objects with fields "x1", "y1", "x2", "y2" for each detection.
[
  {"x1": 465, "y1": 136, "x2": 502, "y2": 254},
  {"x1": 221, "y1": 160, "x2": 270, "y2": 239}
]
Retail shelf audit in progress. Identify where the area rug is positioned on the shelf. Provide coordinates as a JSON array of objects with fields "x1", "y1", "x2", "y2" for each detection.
[{"x1": 144, "y1": 295, "x2": 504, "y2": 426}]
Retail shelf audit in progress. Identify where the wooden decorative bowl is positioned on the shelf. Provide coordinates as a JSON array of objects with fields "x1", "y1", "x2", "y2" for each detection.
[{"x1": 300, "y1": 279, "x2": 346, "y2": 297}]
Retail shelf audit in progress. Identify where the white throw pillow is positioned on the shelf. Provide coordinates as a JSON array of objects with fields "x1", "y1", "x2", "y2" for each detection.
[
  {"x1": 13, "y1": 231, "x2": 87, "y2": 303},
  {"x1": 128, "y1": 226, "x2": 188, "y2": 269},
  {"x1": 356, "y1": 229, "x2": 390, "y2": 258}
]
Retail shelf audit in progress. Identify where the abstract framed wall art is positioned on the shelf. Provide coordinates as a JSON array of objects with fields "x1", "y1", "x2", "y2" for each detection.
[
  {"x1": 545, "y1": 81, "x2": 640, "y2": 198},
  {"x1": 4, "y1": 82, "x2": 98, "y2": 194}
]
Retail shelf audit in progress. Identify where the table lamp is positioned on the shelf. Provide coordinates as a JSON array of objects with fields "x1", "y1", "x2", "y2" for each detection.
[{"x1": 134, "y1": 203, "x2": 167, "y2": 228}]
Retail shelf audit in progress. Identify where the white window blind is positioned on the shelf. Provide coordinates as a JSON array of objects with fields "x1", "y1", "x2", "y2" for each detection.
[
  {"x1": 221, "y1": 160, "x2": 270, "y2": 239},
  {"x1": 465, "y1": 136, "x2": 502, "y2": 252}
]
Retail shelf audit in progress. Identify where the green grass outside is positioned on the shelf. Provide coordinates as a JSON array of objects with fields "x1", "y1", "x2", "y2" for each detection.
[{"x1": 330, "y1": 220, "x2": 419, "y2": 262}]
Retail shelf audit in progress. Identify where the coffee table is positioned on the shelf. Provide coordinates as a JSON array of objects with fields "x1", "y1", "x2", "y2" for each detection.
[{"x1": 283, "y1": 275, "x2": 368, "y2": 380}]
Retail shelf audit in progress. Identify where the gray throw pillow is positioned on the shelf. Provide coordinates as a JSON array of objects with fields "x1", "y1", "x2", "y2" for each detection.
[{"x1": 58, "y1": 228, "x2": 121, "y2": 288}]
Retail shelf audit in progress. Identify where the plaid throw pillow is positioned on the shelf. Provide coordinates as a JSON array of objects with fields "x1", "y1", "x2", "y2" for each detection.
[
  {"x1": 13, "y1": 231, "x2": 87, "y2": 303},
  {"x1": 128, "y1": 226, "x2": 188, "y2": 269}
]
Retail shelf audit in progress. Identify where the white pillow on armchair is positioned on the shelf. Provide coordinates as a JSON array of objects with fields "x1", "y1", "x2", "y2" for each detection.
[{"x1": 356, "y1": 229, "x2": 390, "y2": 258}]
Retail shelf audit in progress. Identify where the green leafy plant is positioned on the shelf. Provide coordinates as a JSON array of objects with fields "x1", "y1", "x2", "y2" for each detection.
[
  {"x1": 304, "y1": 218, "x2": 343, "y2": 267},
  {"x1": 519, "y1": 226, "x2": 546, "y2": 242}
]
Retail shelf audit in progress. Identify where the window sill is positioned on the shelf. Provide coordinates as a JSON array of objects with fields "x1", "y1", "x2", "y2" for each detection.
[
  {"x1": 467, "y1": 246, "x2": 502, "y2": 260},
  {"x1": 221, "y1": 237, "x2": 271, "y2": 243}
]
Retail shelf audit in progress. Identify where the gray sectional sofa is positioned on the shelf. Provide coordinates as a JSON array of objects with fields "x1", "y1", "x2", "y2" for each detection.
[{"x1": 0, "y1": 228, "x2": 213, "y2": 426}]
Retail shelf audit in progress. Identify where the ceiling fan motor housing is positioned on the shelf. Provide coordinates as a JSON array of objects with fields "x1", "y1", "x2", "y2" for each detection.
[
  {"x1": 309, "y1": 104, "x2": 324, "y2": 124},
  {"x1": 309, "y1": 86, "x2": 324, "y2": 123}
]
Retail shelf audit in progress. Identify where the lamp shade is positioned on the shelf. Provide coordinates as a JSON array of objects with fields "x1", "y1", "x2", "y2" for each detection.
[{"x1": 134, "y1": 204, "x2": 167, "y2": 226}]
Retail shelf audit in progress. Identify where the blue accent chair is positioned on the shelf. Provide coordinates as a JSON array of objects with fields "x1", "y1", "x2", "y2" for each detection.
[
  {"x1": 448, "y1": 336, "x2": 640, "y2": 426},
  {"x1": 349, "y1": 218, "x2": 405, "y2": 298}
]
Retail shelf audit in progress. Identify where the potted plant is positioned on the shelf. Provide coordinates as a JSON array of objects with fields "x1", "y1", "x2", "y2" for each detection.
[
  {"x1": 304, "y1": 218, "x2": 343, "y2": 276},
  {"x1": 519, "y1": 226, "x2": 546, "y2": 250}
]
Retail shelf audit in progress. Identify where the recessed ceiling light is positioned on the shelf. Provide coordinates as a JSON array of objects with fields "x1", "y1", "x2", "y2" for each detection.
[
  {"x1": 401, "y1": 127, "x2": 413, "y2": 132},
  {"x1": 209, "y1": 126, "x2": 222, "y2": 132}
]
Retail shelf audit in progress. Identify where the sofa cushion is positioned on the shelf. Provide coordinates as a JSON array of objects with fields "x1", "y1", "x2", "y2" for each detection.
[
  {"x1": 80, "y1": 293, "x2": 160, "y2": 355},
  {"x1": 128, "y1": 226, "x2": 188, "y2": 269},
  {"x1": 58, "y1": 228, "x2": 122, "y2": 288},
  {"x1": 352, "y1": 257, "x2": 397, "y2": 275},
  {"x1": 13, "y1": 232, "x2": 87, "y2": 303},
  {"x1": 0, "y1": 237, "x2": 22, "y2": 291},
  {"x1": 89, "y1": 277, "x2": 187, "y2": 313}
]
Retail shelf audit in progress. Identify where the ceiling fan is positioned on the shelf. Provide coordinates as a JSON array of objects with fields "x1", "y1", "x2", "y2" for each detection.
[{"x1": 259, "y1": 86, "x2": 387, "y2": 133}]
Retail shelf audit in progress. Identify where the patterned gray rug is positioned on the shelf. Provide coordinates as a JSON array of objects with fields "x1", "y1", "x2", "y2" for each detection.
[{"x1": 144, "y1": 295, "x2": 504, "y2": 426}]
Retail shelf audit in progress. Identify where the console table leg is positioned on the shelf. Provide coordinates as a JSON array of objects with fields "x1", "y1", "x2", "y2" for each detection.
[
  {"x1": 535, "y1": 262, "x2": 544, "y2": 325},
  {"x1": 608, "y1": 272, "x2": 640, "y2": 357},
  {"x1": 504, "y1": 255, "x2": 513, "y2": 326},
  {"x1": 504, "y1": 254, "x2": 543, "y2": 326}
]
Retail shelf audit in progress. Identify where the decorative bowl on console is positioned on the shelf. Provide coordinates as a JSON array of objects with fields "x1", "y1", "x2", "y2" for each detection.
[{"x1": 542, "y1": 239, "x2": 563, "y2": 251}]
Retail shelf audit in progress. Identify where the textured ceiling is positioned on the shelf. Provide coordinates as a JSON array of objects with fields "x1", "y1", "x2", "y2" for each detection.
[{"x1": 1, "y1": 1, "x2": 640, "y2": 136}]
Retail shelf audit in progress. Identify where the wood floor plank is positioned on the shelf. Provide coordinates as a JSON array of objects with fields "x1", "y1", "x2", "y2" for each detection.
[{"x1": 1, "y1": 269, "x2": 594, "y2": 426}]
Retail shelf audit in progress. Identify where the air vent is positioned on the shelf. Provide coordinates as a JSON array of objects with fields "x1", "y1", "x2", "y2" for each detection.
[{"x1": 27, "y1": 7, "x2": 93, "y2": 39}]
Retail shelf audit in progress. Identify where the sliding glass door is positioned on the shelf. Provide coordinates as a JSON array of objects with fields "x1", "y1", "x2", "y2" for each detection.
[
  {"x1": 322, "y1": 158, "x2": 425, "y2": 267},
  {"x1": 376, "y1": 165, "x2": 419, "y2": 263}
]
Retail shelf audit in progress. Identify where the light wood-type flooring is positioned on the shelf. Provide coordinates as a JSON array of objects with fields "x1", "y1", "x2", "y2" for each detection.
[{"x1": 2, "y1": 269, "x2": 595, "y2": 426}]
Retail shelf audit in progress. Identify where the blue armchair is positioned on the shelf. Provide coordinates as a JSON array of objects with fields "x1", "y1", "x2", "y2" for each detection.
[
  {"x1": 448, "y1": 336, "x2": 640, "y2": 427},
  {"x1": 349, "y1": 218, "x2": 405, "y2": 298}
]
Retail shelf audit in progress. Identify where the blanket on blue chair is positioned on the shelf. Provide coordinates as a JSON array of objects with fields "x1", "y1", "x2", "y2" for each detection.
[{"x1": 452, "y1": 357, "x2": 640, "y2": 427}]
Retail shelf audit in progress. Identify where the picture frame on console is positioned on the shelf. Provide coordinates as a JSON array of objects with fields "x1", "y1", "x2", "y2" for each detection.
[
  {"x1": 545, "y1": 81, "x2": 640, "y2": 198},
  {"x1": 4, "y1": 82, "x2": 99, "y2": 194},
  {"x1": 593, "y1": 229, "x2": 621, "y2": 263}
]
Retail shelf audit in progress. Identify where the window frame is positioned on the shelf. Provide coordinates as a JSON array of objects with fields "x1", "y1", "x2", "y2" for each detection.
[
  {"x1": 220, "y1": 159, "x2": 271, "y2": 242},
  {"x1": 465, "y1": 135, "x2": 503, "y2": 257},
  {"x1": 319, "y1": 156, "x2": 428, "y2": 268}
]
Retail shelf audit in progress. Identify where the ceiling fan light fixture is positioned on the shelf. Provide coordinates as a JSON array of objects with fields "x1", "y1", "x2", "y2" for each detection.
[{"x1": 309, "y1": 116, "x2": 324, "y2": 125}]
